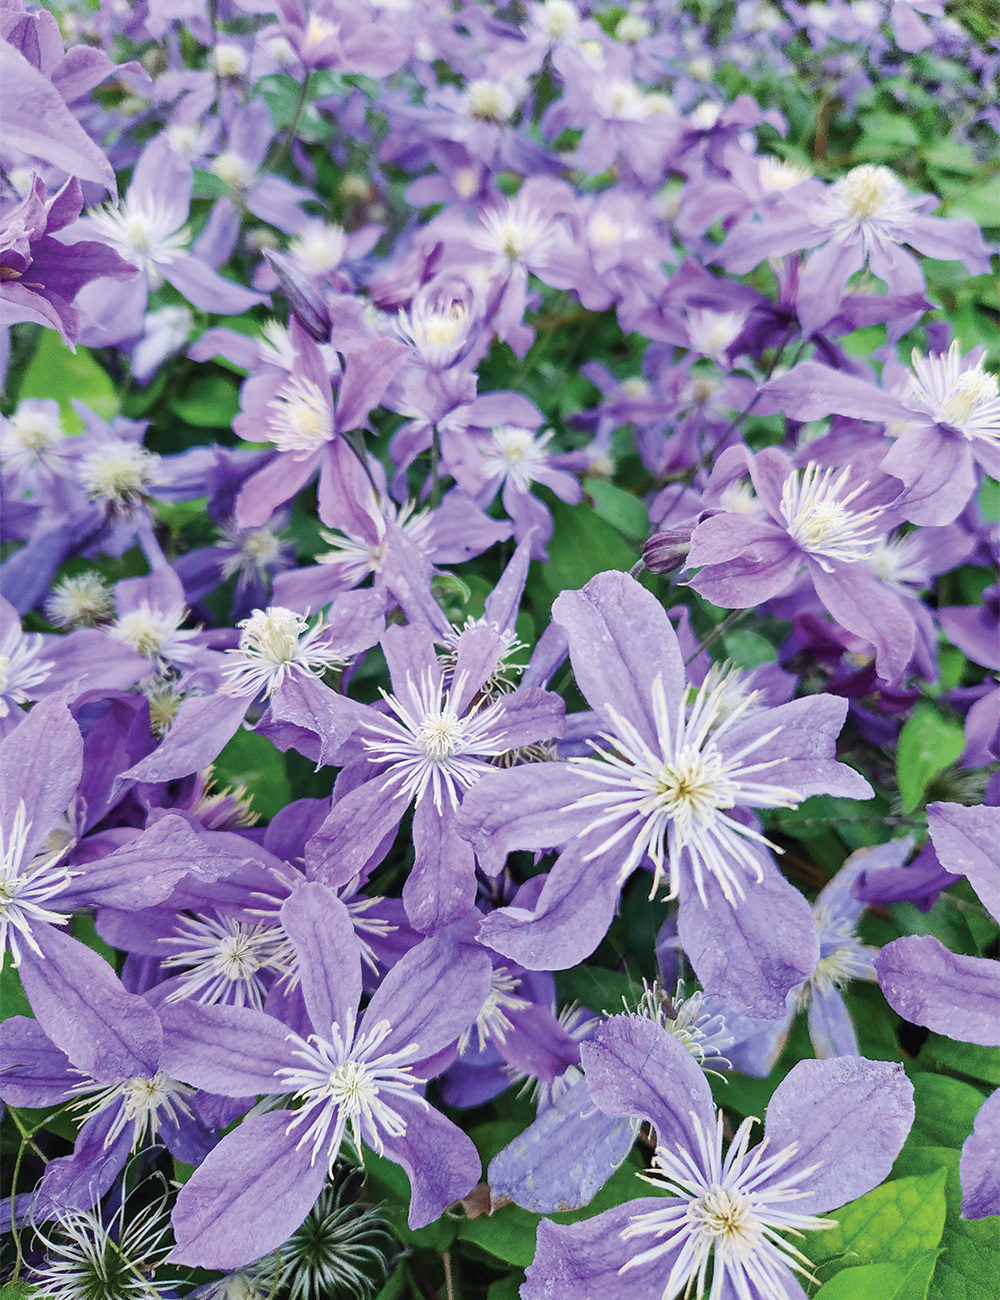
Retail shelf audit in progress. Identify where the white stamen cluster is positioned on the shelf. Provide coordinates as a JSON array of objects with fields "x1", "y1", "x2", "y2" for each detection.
[
  {"x1": 621, "y1": 1111, "x2": 834, "y2": 1298},
  {"x1": 758, "y1": 156, "x2": 811, "y2": 193},
  {"x1": 162, "y1": 912, "x2": 287, "y2": 1008},
  {"x1": 111, "y1": 602, "x2": 196, "y2": 664},
  {"x1": 465, "y1": 79, "x2": 518, "y2": 123},
  {"x1": 458, "y1": 965, "x2": 531, "y2": 1054},
  {"x1": 0, "y1": 629, "x2": 51, "y2": 716},
  {"x1": 210, "y1": 151, "x2": 256, "y2": 190},
  {"x1": 223, "y1": 606, "x2": 344, "y2": 699},
  {"x1": 0, "y1": 800, "x2": 73, "y2": 967},
  {"x1": 397, "y1": 298, "x2": 472, "y2": 370},
  {"x1": 77, "y1": 442, "x2": 163, "y2": 513},
  {"x1": 362, "y1": 670, "x2": 507, "y2": 810},
  {"x1": 288, "y1": 224, "x2": 349, "y2": 276},
  {"x1": 87, "y1": 197, "x2": 188, "y2": 277},
  {"x1": 266, "y1": 375, "x2": 334, "y2": 453},
  {"x1": 69, "y1": 1071, "x2": 195, "y2": 1151},
  {"x1": 219, "y1": 519, "x2": 288, "y2": 588},
  {"x1": 632, "y1": 980, "x2": 733, "y2": 1072},
  {"x1": 905, "y1": 340, "x2": 1000, "y2": 447},
  {"x1": 537, "y1": 0, "x2": 580, "y2": 40},
  {"x1": 570, "y1": 671, "x2": 802, "y2": 905},
  {"x1": 686, "y1": 309, "x2": 745, "y2": 363},
  {"x1": 45, "y1": 572, "x2": 115, "y2": 630},
  {"x1": 780, "y1": 463, "x2": 886, "y2": 569},
  {"x1": 821, "y1": 164, "x2": 917, "y2": 245},
  {"x1": 0, "y1": 403, "x2": 66, "y2": 474},
  {"x1": 481, "y1": 424, "x2": 555, "y2": 492},
  {"x1": 277, "y1": 1013, "x2": 426, "y2": 1170},
  {"x1": 474, "y1": 196, "x2": 556, "y2": 269}
]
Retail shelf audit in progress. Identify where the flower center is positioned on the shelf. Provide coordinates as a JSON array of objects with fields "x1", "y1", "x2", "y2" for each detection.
[
  {"x1": 239, "y1": 607, "x2": 305, "y2": 663},
  {"x1": 653, "y1": 748, "x2": 737, "y2": 830},
  {"x1": 459, "y1": 966, "x2": 529, "y2": 1053},
  {"x1": 832, "y1": 164, "x2": 905, "y2": 222},
  {"x1": 266, "y1": 376, "x2": 334, "y2": 452},
  {"x1": 288, "y1": 224, "x2": 348, "y2": 275},
  {"x1": 77, "y1": 443, "x2": 162, "y2": 508},
  {"x1": 112, "y1": 605, "x2": 184, "y2": 659},
  {"x1": 691, "y1": 1184, "x2": 761, "y2": 1255},
  {"x1": 417, "y1": 711, "x2": 464, "y2": 760},
  {"x1": 466, "y1": 79, "x2": 516, "y2": 122},
  {"x1": 211, "y1": 151, "x2": 255, "y2": 190},
  {"x1": 780, "y1": 463, "x2": 883, "y2": 568}
]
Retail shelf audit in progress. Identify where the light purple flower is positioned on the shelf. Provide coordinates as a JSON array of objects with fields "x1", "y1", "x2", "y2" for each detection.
[
  {"x1": 460, "y1": 572, "x2": 871, "y2": 1015},
  {"x1": 523, "y1": 1015, "x2": 914, "y2": 1300}
]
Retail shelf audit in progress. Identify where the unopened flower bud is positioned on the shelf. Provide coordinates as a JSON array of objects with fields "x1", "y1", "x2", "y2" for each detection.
[
  {"x1": 643, "y1": 527, "x2": 693, "y2": 574},
  {"x1": 263, "y1": 250, "x2": 331, "y2": 343}
]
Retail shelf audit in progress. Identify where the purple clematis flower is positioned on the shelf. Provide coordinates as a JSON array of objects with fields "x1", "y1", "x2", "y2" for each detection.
[
  {"x1": 523, "y1": 1015, "x2": 914, "y2": 1300},
  {"x1": 155, "y1": 883, "x2": 492, "y2": 1269},
  {"x1": 305, "y1": 620, "x2": 565, "y2": 933},
  {"x1": 459, "y1": 572, "x2": 871, "y2": 1016},
  {"x1": 685, "y1": 447, "x2": 915, "y2": 682},
  {"x1": 875, "y1": 801, "x2": 1000, "y2": 1220},
  {"x1": 0, "y1": 176, "x2": 135, "y2": 343}
]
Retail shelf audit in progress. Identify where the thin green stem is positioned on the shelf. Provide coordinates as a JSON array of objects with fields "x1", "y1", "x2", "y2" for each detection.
[
  {"x1": 267, "y1": 70, "x2": 312, "y2": 173},
  {"x1": 430, "y1": 423, "x2": 442, "y2": 507},
  {"x1": 685, "y1": 607, "x2": 749, "y2": 665}
]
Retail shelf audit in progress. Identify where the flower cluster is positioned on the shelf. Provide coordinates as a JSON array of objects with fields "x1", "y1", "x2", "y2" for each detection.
[{"x1": 0, "y1": 0, "x2": 996, "y2": 1296}]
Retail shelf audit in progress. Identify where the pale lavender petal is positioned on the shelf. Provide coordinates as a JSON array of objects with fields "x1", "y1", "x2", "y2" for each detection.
[
  {"x1": 0, "y1": 1016, "x2": 74, "y2": 1108},
  {"x1": 764, "y1": 1057, "x2": 915, "y2": 1214},
  {"x1": 960, "y1": 1088, "x2": 1000, "y2": 1220},
  {"x1": 364, "y1": 926, "x2": 492, "y2": 1060},
  {"x1": 334, "y1": 339, "x2": 408, "y2": 433},
  {"x1": 927, "y1": 802, "x2": 1000, "y2": 921},
  {"x1": 523, "y1": 1202, "x2": 674, "y2": 1300},
  {"x1": 305, "y1": 778, "x2": 409, "y2": 885},
  {"x1": 807, "y1": 986, "x2": 860, "y2": 1058},
  {"x1": 456, "y1": 764, "x2": 597, "y2": 875},
  {"x1": 163, "y1": 254, "x2": 267, "y2": 315},
  {"x1": 686, "y1": 519, "x2": 800, "y2": 606},
  {"x1": 280, "y1": 882, "x2": 362, "y2": 1035},
  {"x1": 403, "y1": 797, "x2": 478, "y2": 934},
  {"x1": 488, "y1": 1073, "x2": 637, "y2": 1213},
  {"x1": 809, "y1": 559, "x2": 916, "y2": 683},
  {"x1": 760, "y1": 361, "x2": 912, "y2": 422},
  {"x1": 235, "y1": 448, "x2": 322, "y2": 528},
  {"x1": 450, "y1": 622, "x2": 506, "y2": 714},
  {"x1": 116, "y1": 693, "x2": 249, "y2": 787},
  {"x1": 796, "y1": 237, "x2": 865, "y2": 337},
  {"x1": 582, "y1": 1014, "x2": 715, "y2": 1151},
  {"x1": 19, "y1": 925, "x2": 161, "y2": 1082},
  {"x1": 552, "y1": 571, "x2": 685, "y2": 750},
  {"x1": 875, "y1": 936, "x2": 1000, "y2": 1046},
  {"x1": 269, "y1": 675, "x2": 370, "y2": 767},
  {"x1": 478, "y1": 837, "x2": 627, "y2": 971},
  {"x1": 380, "y1": 1095, "x2": 481, "y2": 1229},
  {"x1": 156, "y1": 1000, "x2": 298, "y2": 1096},
  {"x1": 1, "y1": 694, "x2": 82, "y2": 861},
  {"x1": 170, "y1": 1109, "x2": 326, "y2": 1269},
  {"x1": 881, "y1": 427, "x2": 975, "y2": 526},
  {"x1": 677, "y1": 863, "x2": 819, "y2": 1018},
  {"x1": 37, "y1": 1106, "x2": 131, "y2": 1214}
]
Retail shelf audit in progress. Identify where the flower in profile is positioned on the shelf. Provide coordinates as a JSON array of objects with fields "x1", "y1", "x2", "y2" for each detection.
[{"x1": 523, "y1": 1016, "x2": 914, "y2": 1300}]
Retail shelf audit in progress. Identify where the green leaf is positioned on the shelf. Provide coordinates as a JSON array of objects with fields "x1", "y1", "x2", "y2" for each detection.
[
  {"x1": 487, "y1": 1277, "x2": 524, "y2": 1300},
  {"x1": 892, "y1": 1147, "x2": 999, "y2": 1300},
  {"x1": 213, "y1": 727, "x2": 292, "y2": 821},
  {"x1": 814, "y1": 1254, "x2": 938, "y2": 1300},
  {"x1": 170, "y1": 373, "x2": 240, "y2": 429},
  {"x1": 722, "y1": 627, "x2": 777, "y2": 668},
  {"x1": 920, "y1": 1036, "x2": 1000, "y2": 1088},
  {"x1": 71, "y1": 914, "x2": 118, "y2": 966},
  {"x1": 534, "y1": 497, "x2": 637, "y2": 611},
  {"x1": 1, "y1": 1282, "x2": 40, "y2": 1299},
  {"x1": 896, "y1": 704, "x2": 966, "y2": 814},
  {"x1": 807, "y1": 1170, "x2": 947, "y2": 1274},
  {"x1": 361, "y1": 1149, "x2": 458, "y2": 1251},
  {"x1": 372, "y1": 1264, "x2": 413, "y2": 1300},
  {"x1": 0, "y1": 965, "x2": 32, "y2": 1021},
  {"x1": 584, "y1": 477, "x2": 649, "y2": 541},
  {"x1": 17, "y1": 332, "x2": 117, "y2": 431},
  {"x1": 908, "y1": 1075, "x2": 988, "y2": 1151}
]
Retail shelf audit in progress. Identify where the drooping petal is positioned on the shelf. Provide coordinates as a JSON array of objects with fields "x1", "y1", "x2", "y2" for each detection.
[
  {"x1": 927, "y1": 802, "x2": 1000, "y2": 921},
  {"x1": 280, "y1": 883, "x2": 362, "y2": 1037},
  {"x1": 380, "y1": 1094, "x2": 481, "y2": 1229},
  {"x1": 807, "y1": 986, "x2": 860, "y2": 1059},
  {"x1": 763, "y1": 1056, "x2": 915, "y2": 1214},
  {"x1": 808, "y1": 558, "x2": 916, "y2": 683},
  {"x1": 363, "y1": 926, "x2": 492, "y2": 1061},
  {"x1": 960, "y1": 1089, "x2": 1000, "y2": 1220},
  {"x1": 0, "y1": 694, "x2": 82, "y2": 862},
  {"x1": 677, "y1": 863, "x2": 819, "y2": 1018},
  {"x1": 582, "y1": 1015, "x2": 716, "y2": 1152},
  {"x1": 115, "y1": 692, "x2": 249, "y2": 787},
  {"x1": 170, "y1": 1109, "x2": 326, "y2": 1269},
  {"x1": 18, "y1": 925, "x2": 161, "y2": 1083},
  {"x1": 875, "y1": 936, "x2": 1000, "y2": 1046},
  {"x1": 488, "y1": 1073, "x2": 637, "y2": 1214},
  {"x1": 523, "y1": 1201, "x2": 676, "y2": 1300}
]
